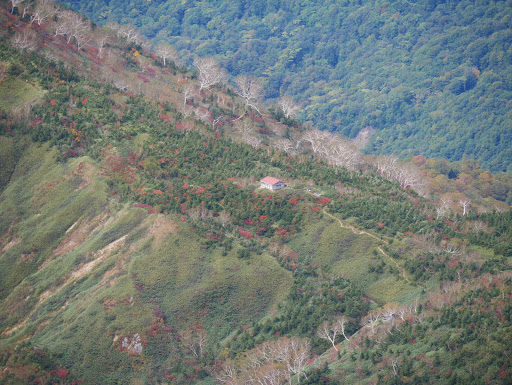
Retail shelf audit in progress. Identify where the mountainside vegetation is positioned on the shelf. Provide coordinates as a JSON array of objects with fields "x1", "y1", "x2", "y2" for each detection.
[
  {"x1": 62, "y1": 0, "x2": 512, "y2": 172},
  {"x1": 0, "y1": 1, "x2": 511, "y2": 384}
]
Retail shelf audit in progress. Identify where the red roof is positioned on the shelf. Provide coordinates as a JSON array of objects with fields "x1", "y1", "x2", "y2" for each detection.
[{"x1": 261, "y1": 176, "x2": 285, "y2": 185}]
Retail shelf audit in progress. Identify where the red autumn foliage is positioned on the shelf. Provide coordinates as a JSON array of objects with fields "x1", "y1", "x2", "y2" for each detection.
[
  {"x1": 317, "y1": 197, "x2": 331, "y2": 205},
  {"x1": 133, "y1": 203, "x2": 157, "y2": 214},
  {"x1": 137, "y1": 74, "x2": 149, "y2": 82},
  {"x1": 288, "y1": 198, "x2": 299, "y2": 205},
  {"x1": 275, "y1": 227, "x2": 289, "y2": 237},
  {"x1": 30, "y1": 117, "x2": 43, "y2": 127},
  {"x1": 160, "y1": 113, "x2": 173, "y2": 122},
  {"x1": 50, "y1": 369, "x2": 69, "y2": 380},
  {"x1": 238, "y1": 227, "x2": 253, "y2": 240}
]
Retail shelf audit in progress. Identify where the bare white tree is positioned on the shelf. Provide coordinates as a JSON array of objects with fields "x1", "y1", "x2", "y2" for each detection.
[
  {"x1": 180, "y1": 327, "x2": 208, "y2": 359},
  {"x1": 216, "y1": 337, "x2": 310, "y2": 385},
  {"x1": 95, "y1": 32, "x2": 111, "y2": 57},
  {"x1": 390, "y1": 356, "x2": 401, "y2": 377},
  {"x1": 377, "y1": 155, "x2": 399, "y2": 180},
  {"x1": 235, "y1": 118, "x2": 254, "y2": 140},
  {"x1": 317, "y1": 316, "x2": 350, "y2": 352},
  {"x1": 246, "y1": 136, "x2": 262, "y2": 148},
  {"x1": 234, "y1": 75, "x2": 264, "y2": 119},
  {"x1": 278, "y1": 96, "x2": 300, "y2": 119},
  {"x1": 30, "y1": 0, "x2": 56, "y2": 26},
  {"x1": 397, "y1": 305, "x2": 412, "y2": 321},
  {"x1": 117, "y1": 24, "x2": 143, "y2": 45},
  {"x1": 436, "y1": 198, "x2": 450, "y2": 219},
  {"x1": 215, "y1": 360, "x2": 238, "y2": 384},
  {"x1": 275, "y1": 337, "x2": 311, "y2": 384},
  {"x1": 317, "y1": 320, "x2": 339, "y2": 351},
  {"x1": 10, "y1": 0, "x2": 24, "y2": 14},
  {"x1": 394, "y1": 163, "x2": 425, "y2": 190},
  {"x1": 235, "y1": 119, "x2": 262, "y2": 148},
  {"x1": 363, "y1": 310, "x2": 381, "y2": 335},
  {"x1": 75, "y1": 29, "x2": 92, "y2": 51},
  {"x1": 11, "y1": 27, "x2": 38, "y2": 52},
  {"x1": 21, "y1": 1, "x2": 31, "y2": 18},
  {"x1": 376, "y1": 155, "x2": 426, "y2": 193},
  {"x1": 216, "y1": 211, "x2": 232, "y2": 228},
  {"x1": 302, "y1": 128, "x2": 331, "y2": 155},
  {"x1": 212, "y1": 115, "x2": 223, "y2": 131},
  {"x1": 274, "y1": 138, "x2": 294, "y2": 153},
  {"x1": 194, "y1": 57, "x2": 226, "y2": 91},
  {"x1": 53, "y1": 10, "x2": 91, "y2": 50},
  {"x1": 182, "y1": 82, "x2": 198, "y2": 107},
  {"x1": 195, "y1": 108, "x2": 210, "y2": 124},
  {"x1": 325, "y1": 137, "x2": 360, "y2": 171},
  {"x1": 459, "y1": 199, "x2": 471, "y2": 216},
  {"x1": 112, "y1": 76, "x2": 130, "y2": 91},
  {"x1": 156, "y1": 43, "x2": 179, "y2": 67},
  {"x1": 53, "y1": 10, "x2": 73, "y2": 38}
]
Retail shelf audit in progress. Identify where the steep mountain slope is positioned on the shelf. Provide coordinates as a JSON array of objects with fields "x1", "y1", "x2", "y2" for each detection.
[
  {"x1": 62, "y1": 0, "x2": 512, "y2": 172},
  {"x1": 0, "y1": 3, "x2": 511, "y2": 384}
]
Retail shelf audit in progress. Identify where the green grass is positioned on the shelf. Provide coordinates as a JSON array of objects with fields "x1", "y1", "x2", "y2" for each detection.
[
  {"x1": 288, "y1": 216, "x2": 419, "y2": 305},
  {"x1": 0, "y1": 76, "x2": 43, "y2": 111},
  {"x1": 131, "y1": 224, "x2": 293, "y2": 342}
]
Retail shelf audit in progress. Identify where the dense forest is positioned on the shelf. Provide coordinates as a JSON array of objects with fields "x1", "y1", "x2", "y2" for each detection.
[
  {"x1": 0, "y1": 1, "x2": 511, "y2": 384},
  {"x1": 62, "y1": 0, "x2": 512, "y2": 172}
]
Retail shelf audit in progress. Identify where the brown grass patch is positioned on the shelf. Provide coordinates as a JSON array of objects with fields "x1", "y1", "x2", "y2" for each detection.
[
  {"x1": 72, "y1": 161, "x2": 95, "y2": 190},
  {"x1": 147, "y1": 216, "x2": 177, "y2": 246},
  {"x1": 48, "y1": 212, "x2": 108, "y2": 262}
]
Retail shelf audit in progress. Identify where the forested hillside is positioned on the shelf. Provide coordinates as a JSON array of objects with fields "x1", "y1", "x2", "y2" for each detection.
[
  {"x1": 62, "y1": 0, "x2": 512, "y2": 172},
  {"x1": 0, "y1": 1, "x2": 511, "y2": 384}
]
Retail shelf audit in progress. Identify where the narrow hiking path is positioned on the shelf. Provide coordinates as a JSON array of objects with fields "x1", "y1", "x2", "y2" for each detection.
[
  {"x1": 377, "y1": 245, "x2": 411, "y2": 284},
  {"x1": 322, "y1": 208, "x2": 412, "y2": 284}
]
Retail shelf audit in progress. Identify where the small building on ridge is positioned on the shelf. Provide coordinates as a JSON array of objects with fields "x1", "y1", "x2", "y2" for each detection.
[{"x1": 260, "y1": 177, "x2": 286, "y2": 191}]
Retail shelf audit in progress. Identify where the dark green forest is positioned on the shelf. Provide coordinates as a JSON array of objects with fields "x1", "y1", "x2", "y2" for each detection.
[{"x1": 63, "y1": 0, "x2": 512, "y2": 172}]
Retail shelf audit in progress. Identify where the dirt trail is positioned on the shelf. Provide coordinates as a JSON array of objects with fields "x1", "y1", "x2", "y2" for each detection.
[{"x1": 322, "y1": 208, "x2": 411, "y2": 284}]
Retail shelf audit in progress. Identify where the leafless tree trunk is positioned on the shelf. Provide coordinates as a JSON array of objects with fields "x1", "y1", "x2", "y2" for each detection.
[
  {"x1": 21, "y1": 2, "x2": 31, "y2": 18},
  {"x1": 194, "y1": 57, "x2": 226, "y2": 91},
  {"x1": 390, "y1": 356, "x2": 401, "y2": 377},
  {"x1": 156, "y1": 43, "x2": 179, "y2": 67},
  {"x1": 10, "y1": 0, "x2": 24, "y2": 14},
  {"x1": 180, "y1": 327, "x2": 208, "y2": 359},
  {"x1": 233, "y1": 75, "x2": 264, "y2": 120},
  {"x1": 363, "y1": 310, "x2": 381, "y2": 335},
  {"x1": 95, "y1": 32, "x2": 111, "y2": 57},
  {"x1": 278, "y1": 96, "x2": 300, "y2": 119},
  {"x1": 459, "y1": 199, "x2": 471, "y2": 216},
  {"x1": 11, "y1": 27, "x2": 38, "y2": 52},
  {"x1": 116, "y1": 24, "x2": 143, "y2": 44},
  {"x1": 273, "y1": 138, "x2": 294, "y2": 154},
  {"x1": 217, "y1": 211, "x2": 232, "y2": 227},
  {"x1": 182, "y1": 82, "x2": 198, "y2": 107},
  {"x1": 30, "y1": 0, "x2": 56, "y2": 26},
  {"x1": 317, "y1": 320, "x2": 339, "y2": 350},
  {"x1": 215, "y1": 337, "x2": 310, "y2": 385}
]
